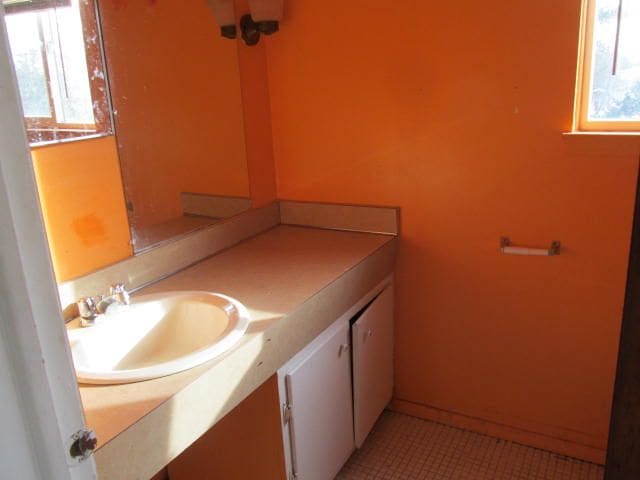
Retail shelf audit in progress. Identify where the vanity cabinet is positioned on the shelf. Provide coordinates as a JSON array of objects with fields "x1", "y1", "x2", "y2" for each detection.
[
  {"x1": 169, "y1": 278, "x2": 394, "y2": 480},
  {"x1": 168, "y1": 375, "x2": 287, "y2": 480},
  {"x1": 278, "y1": 281, "x2": 394, "y2": 480}
]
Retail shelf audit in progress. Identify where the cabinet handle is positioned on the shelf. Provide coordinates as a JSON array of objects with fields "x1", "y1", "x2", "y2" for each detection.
[
  {"x1": 339, "y1": 344, "x2": 350, "y2": 356},
  {"x1": 366, "y1": 329, "x2": 373, "y2": 338}
]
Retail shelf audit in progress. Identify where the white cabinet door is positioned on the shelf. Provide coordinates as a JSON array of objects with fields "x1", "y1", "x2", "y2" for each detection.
[
  {"x1": 352, "y1": 285, "x2": 394, "y2": 447},
  {"x1": 285, "y1": 321, "x2": 354, "y2": 480}
]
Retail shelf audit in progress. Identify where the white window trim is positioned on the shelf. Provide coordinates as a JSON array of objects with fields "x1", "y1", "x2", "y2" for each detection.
[{"x1": 574, "y1": 0, "x2": 640, "y2": 132}]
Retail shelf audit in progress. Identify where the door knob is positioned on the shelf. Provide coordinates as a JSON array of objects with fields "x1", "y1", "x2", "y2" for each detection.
[{"x1": 69, "y1": 428, "x2": 97, "y2": 461}]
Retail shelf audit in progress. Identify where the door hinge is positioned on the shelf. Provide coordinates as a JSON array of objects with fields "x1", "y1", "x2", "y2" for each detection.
[{"x1": 283, "y1": 403, "x2": 293, "y2": 424}]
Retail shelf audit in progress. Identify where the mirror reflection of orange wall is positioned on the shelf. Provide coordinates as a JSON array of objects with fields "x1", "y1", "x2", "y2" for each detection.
[
  {"x1": 31, "y1": 136, "x2": 132, "y2": 282},
  {"x1": 99, "y1": 0, "x2": 250, "y2": 230},
  {"x1": 27, "y1": 0, "x2": 274, "y2": 282}
]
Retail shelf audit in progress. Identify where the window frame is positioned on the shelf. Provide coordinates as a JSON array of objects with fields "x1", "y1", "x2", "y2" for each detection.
[
  {"x1": 3, "y1": 0, "x2": 70, "y2": 15},
  {"x1": 575, "y1": 0, "x2": 640, "y2": 132},
  {"x1": 3, "y1": 0, "x2": 112, "y2": 144}
]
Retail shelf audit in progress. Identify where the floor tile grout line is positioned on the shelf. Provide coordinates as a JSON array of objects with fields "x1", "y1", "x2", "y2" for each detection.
[{"x1": 337, "y1": 411, "x2": 604, "y2": 480}]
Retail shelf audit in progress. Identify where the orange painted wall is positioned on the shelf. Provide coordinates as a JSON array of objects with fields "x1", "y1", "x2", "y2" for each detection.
[
  {"x1": 99, "y1": 0, "x2": 250, "y2": 228},
  {"x1": 31, "y1": 135, "x2": 132, "y2": 282},
  {"x1": 266, "y1": 0, "x2": 640, "y2": 460}
]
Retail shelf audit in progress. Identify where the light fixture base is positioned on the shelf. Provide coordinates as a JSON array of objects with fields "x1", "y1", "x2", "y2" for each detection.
[
  {"x1": 240, "y1": 14, "x2": 280, "y2": 46},
  {"x1": 240, "y1": 14, "x2": 261, "y2": 46},
  {"x1": 220, "y1": 25, "x2": 237, "y2": 40},
  {"x1": 258, "y1": 20, "x2": 279, "y2": 35}
]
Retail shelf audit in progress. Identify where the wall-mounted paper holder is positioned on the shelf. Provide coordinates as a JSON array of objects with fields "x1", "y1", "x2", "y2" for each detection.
[{"x1": 500, "y1": 237, "x2": 561, "y2": 256}]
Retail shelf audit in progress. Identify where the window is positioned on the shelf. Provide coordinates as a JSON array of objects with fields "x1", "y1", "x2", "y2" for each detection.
[
  {"x1": 576, "y1": 0, "x2": 640, "y2": 131},
  {"x1": 3, "y1": 0, "x2": 112, "y2": 144}
]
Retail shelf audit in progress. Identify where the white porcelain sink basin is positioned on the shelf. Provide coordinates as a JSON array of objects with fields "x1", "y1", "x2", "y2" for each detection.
[{"x1": 66, "y1": 291, "x2": 250, "y2": 384}]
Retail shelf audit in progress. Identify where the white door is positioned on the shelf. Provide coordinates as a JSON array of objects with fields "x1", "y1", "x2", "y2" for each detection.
[
  {"x1": 0, "y1": 7, "x2": 97, "y2": 479},
  {"x1": 352, "y1": 285, "x2": 394, "y2": 447},
  {"x1": 285, "y1": 321, "x2": 354, "y2": 480}
]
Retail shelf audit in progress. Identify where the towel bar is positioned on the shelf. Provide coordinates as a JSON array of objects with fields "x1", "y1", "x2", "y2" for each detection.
[{"x1": 500, "y1": 237, "x2": 561, "y2": 256}]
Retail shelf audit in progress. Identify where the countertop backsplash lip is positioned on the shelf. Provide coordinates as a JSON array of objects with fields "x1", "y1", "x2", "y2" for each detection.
[
  {"x1": 279, "y1": 199, "x2": 400, "y2": 235},
  {"x1": 57, "y1": 200, "x2": 400, "y2": 313},
  {"x1": 57, "y1": 202, "x2": 281, "y2": 313}
]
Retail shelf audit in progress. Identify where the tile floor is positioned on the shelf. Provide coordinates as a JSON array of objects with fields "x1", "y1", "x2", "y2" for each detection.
[{"x1": 337, "y1": 411, "x2": 604, "y2": 480}]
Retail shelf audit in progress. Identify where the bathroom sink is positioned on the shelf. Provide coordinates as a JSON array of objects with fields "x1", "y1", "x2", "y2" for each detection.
[{"x1": 66, "y1": 291, "x2": 250, "y2": 384}]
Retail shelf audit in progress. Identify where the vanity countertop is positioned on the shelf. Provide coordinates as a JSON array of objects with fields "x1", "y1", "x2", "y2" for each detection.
[{"x1": 81, "y1": 224, "x2": 396, "y2": 479}]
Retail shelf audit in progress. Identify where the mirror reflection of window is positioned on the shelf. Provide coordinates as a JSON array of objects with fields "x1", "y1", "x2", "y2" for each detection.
[{"x1": 3, "y1": 0, "x2": 112, "y2": 144}]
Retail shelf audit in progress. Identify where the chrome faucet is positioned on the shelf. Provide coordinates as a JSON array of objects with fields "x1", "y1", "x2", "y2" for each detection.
[{"x1": 76, "y1": 283, "x2": 131, "y2": 327}]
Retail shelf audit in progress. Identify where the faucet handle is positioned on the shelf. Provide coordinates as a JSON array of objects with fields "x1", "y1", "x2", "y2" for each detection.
[
  {"x1": 77, "y1": 297, "x2": 98, "y2": 320},
  {"x1": 110, "y1": 283, "x2": 130, "y2": 305}
]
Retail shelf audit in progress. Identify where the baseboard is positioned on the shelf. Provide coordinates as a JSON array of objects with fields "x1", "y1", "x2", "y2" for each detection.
[{"x1": 389, "y1": 399, "x2": 606, "y2": 465}]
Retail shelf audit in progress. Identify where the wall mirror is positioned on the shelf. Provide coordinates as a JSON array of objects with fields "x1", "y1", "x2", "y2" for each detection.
[{"x1": 3, "y1": 0, "x2": 251, "y2": 277}]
